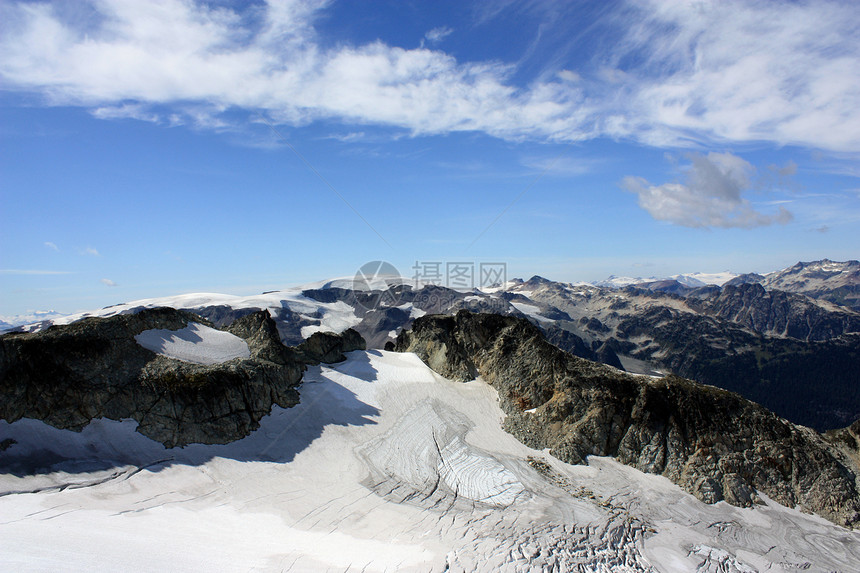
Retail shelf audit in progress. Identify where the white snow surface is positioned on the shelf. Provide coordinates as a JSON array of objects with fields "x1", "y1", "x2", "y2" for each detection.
[
  {"x1": 510, "y1": 301, "x2": 553, "y2": 323},
  {"x1": 673, "y1": 271, "x2": 739, "y2": 286},
  {"x1": 2, "y1": 350, "x2": 860, "y2": 572},
  {"x1": 25, "y1": 287, "x2": 363, "y2": 337},
  {"x1": 134, "y1": 322, "x2": 250, "y2": 365},
  {"x1": 0, "y1": 310, "x2": 67, "y2": 331},
  {"x1": 595, "y1": 272, "x2": 739, "y2": 289},
  {"x1": 592, "y1": 275, "x2": 651, "y2": 288}
]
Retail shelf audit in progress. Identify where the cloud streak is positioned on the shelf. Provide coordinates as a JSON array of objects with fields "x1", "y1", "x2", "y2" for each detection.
[
  {"x1": 622, "y1": 152, "x2": 794, "y2": 229},
  {"x1": 0, "y1": 269, "x2": 73, "y2": 275},
  {"x1": 424, "y1": 26, "x2": 453, "y2": 45},
  {"x1": 0, "y1": 0, "x2": 858, "y2": 151}
]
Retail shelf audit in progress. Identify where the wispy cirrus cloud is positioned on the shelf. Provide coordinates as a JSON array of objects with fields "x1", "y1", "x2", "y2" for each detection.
[
  {"x1": 80, "y1": 247, "x2": 100, "y2": 256},
  {"x1": 521, "y1": 155, "x2": 600, "y2": 177},
  {"x1": 622, "y1": 152, "x2": 793, "y2": 229},
  {"x1": 0, "y1": 269, "x2": 73, "y2": 275},
  {"x1": 44, "y1": 241, "x2": 59, "y2": 251},
  {"x1": 424, "y1": 26, "x2": 453, "y2": 45},
  {"x1": 0, "y1": 0, "x2": 858, "y2": 152}
]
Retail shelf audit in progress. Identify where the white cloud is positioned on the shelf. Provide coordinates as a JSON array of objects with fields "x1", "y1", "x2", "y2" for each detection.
[
  {"x1": 0, "y1": 269, "x2": 72, "y2": 275},
  {"x1": 92, "y1": 103, "x2": 160, "y2": 122},
  {"x1": 44, "y1": 241, "x2": 59, "y2": 251},
  {"x1": 100, "y1": 278, "x2": 117, "y2": 287},
  {"x1": 81, "y1": 247, "x2": 100, "y2": 256},
  {"x1": 603, "y1": 0, "x2": 860, "y2": 151},
  {"x1": 325, "y1": 131, "x2": 365, "y2": 143},
  {"x1": 521, "y1": 155, "x2": 598, "y2": 177},
  {"x1": 424, "y1": 26, "x2": 453, "y2": 44},
  {"x1": 622, "y1": 152, "x2": 794, "y2": 229},
  {"x1": 0, "y1": 0, "x2": 858, "y2": 151}
]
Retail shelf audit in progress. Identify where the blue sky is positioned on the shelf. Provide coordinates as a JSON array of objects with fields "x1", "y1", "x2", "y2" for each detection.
[{"x1": 1, "y1": 0, "x2": 859, "y2": 317}]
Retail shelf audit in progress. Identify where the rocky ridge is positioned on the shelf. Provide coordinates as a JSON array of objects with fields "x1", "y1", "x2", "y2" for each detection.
[
  {"x1": 762, "y1": 259, "x2": 860, "y2": 310},
  {"x1": 0, "y1": 307, "x2": 364, "y2": 447},
  {"x1": 394, "y1": 310, "x2": 860, "y2": 529},
  {"x1": 506, "y1": 276, "x2": 860, "y2": 430},
  {"x1": 5, "y1": 261, "x2": 858, "y2": 431}
]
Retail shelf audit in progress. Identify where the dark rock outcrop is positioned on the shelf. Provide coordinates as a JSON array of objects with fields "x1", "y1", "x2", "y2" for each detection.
[
  {"x1": 394, "y1": 310, "x2": 860, "y2": 528},
  {"x1": 542, "y1": 325, "x2": 624, "y2": 371},
  {"x1": 691, "y1": 283, "x2": 860, "y2": 341},
  {"x1": 294, "y1": 328, "x2": 366, "y2": 364},
  {"x1": 0, "y1": 308, "x2": 365, "y2": 447},
  {"x1": 724, "y1": 273, "x2": 766, "y2": 287}
]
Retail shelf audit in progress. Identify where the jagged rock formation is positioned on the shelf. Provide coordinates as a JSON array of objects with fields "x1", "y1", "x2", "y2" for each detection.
[
  {"x1": 506, "y1": 277, "x2": 860, "y2": 430},
  {"x1": 690, "y1": 282, "x2": 860, "y2": 341},
  {"x1": 0, "y1": 308, "x2": 364, "y2": 447},
  {"x1": 724, "y1": 272, "x2": 767, "y2": 287},
  {"x1": 7, "y1": 263, "x2": 858, "y2": 431},
  {"x1": 294, "y1": 328, "x2": 366, "y2": 364},
  {"x1": 394, "y1": 310, "x2": 860, "y2": 528},
  {"x1": 762, "y1": 259, "x2": 860, "y2": 310}
]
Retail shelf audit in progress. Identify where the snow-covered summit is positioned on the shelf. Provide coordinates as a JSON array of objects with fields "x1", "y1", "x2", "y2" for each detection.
[{"x1": 2, "y1": 349, "x2": 859, "y2": 571}]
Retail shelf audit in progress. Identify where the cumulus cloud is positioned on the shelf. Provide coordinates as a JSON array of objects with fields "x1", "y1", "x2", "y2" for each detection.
[
  {"x1": 100, "y1": 278, "x2": 117, "y2": 287},
  {"x1": 621, "y1": 152, "x2": 794, "y2": 229},
  {"x1": 0, "y1": 0, "x2": 858, "y2": 151}
]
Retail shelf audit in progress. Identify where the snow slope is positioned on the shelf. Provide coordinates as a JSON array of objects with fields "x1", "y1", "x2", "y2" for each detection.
[
  {"x1": 19, "y1": 288, "x2": 365, "y2": 339},
  {"x1": 134, "y1": 322, "x2": 250, "y2": 365},
  {"x1": 2, "y1": 350, "x2": 859, "y2": 572},
  {"x1": 672, "y1": 272, "x2": 739, "y2": 287},
  {"x1": 594, "y1": 272, "x2": 739, "y2": 289}
]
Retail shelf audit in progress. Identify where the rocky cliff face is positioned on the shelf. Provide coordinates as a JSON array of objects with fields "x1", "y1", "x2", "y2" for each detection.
[
  {"x1": 394, "y1": 310, "x2": 860, "y2": 529},
  {"x1": 691, "y1": 282, "x2": 860, "y2": 341},
  {"x1": 0, "y1": 308, "x2": 364, "y2": 447},
  {"x1": 762, "y1": 259, "x2": 860, "y2": 309},
  {"x1": 506, "y1": 278, "x2": 860, "y2": 430}
]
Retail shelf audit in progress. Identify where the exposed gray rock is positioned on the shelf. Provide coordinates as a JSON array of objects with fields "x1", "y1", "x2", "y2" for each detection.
[
  {"x1": 724, "y1": 272, "x2": 766, "y2": 287},
  {"x1": 0, "y1": 308, "x2": 365, "y2": 447},
  {"x1": 294, "y1": 328, "x2": 365, "y2": 365},
  {"x1": 353, "y1": 307, "x2": 411, "y2": 349},
  {"x1": 394, "y1": 310, "x2": 860, "y2": 529},
  {"x1": 762, "y1": 259, "x2": 860, "y2": 310},
  {"x1": 691, "y1": 282, "x2": 860, "y2": 341}
]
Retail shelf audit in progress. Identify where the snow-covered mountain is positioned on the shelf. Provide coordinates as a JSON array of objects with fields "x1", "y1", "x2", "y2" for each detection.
[
  {"x1": 591, "y1": 274, "x2": 655, "y2": 288},
  {"x1": 0, "y1": 310, "x2": 67, "y2": 332},
  {"x1": 671, "y1": 271, "x2": 739, "y2": 287},
  {"x1": 761, "y1": 259, "x2": 860, "y2": 309},
  {"x1": 592, "y1": 260, "x2": 859, "y2": 309},
  {"x1": 7, "y1": 261, "x2": 860, "y2": 430},
  {"x1": 593, "y1": 272, "x2": 739, "y2": 289},
  {"x1": 3, "y1": 347, "x2": 859, "y2": 571},
  {"x1": 3, "y1": 263, "x2": 860, "y2": 570}
]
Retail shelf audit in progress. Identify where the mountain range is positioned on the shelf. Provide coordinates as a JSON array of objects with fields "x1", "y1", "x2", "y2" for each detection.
[
  {"x1": 2, "y1": 258, "x2": 860, "y2": 570},
  {"x1": 6, "y1": 259, "x2": 857, "y2": 431}
]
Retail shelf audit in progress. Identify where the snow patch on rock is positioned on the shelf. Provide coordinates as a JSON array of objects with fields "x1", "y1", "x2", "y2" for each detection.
[{"x1": 134, "y1": 322, "x2": 250, "y2": 365}]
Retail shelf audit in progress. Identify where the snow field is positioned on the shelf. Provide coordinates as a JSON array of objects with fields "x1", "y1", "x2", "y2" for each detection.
[
  {"x1": 134, "y1": 322, "x2": 250, "y2": 365},
  {"x1": 2, "y1": 350, "x2": 860, "y2": 572}
]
